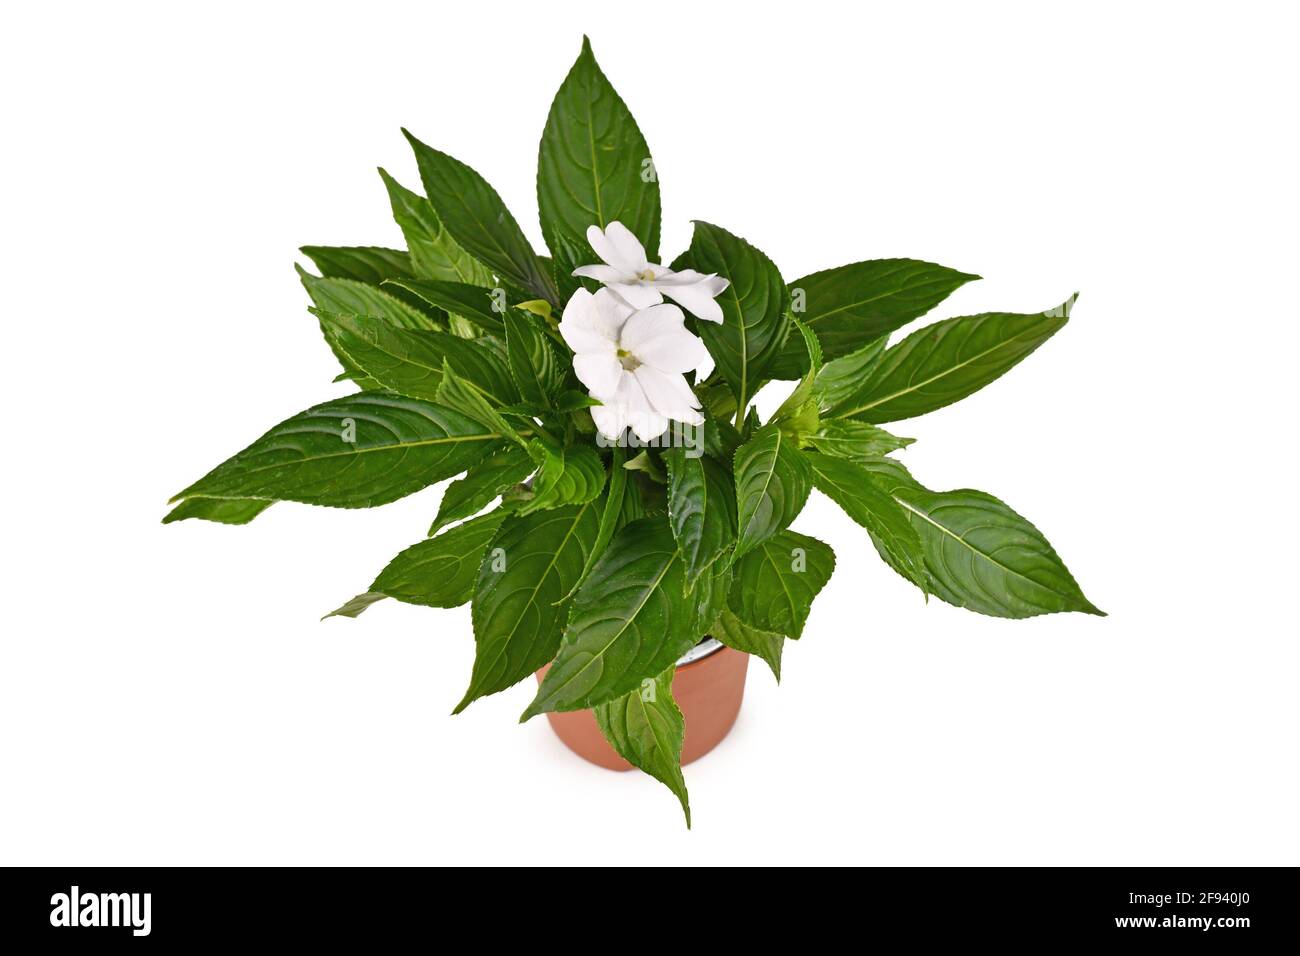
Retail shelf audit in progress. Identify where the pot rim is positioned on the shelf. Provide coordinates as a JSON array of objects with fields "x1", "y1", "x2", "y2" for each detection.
[{"x1": 677, "y1": 636, "x2": 723, "y2": 667}]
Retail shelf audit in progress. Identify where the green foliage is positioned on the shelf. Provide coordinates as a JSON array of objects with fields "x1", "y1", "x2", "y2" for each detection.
[
  {"x1": 327, "y1": 510, "x2": 508, "y2": 618},
  {"x1": 829, "y1": 298, "x2": 1075, "y2": 423},
  {"x1": 802, "y1": 420, "x2": 914, "y2": 461},
  {"x1": 594, "y1": 667, "x2": 690, "y2": 826},
  {"x1": 711, "y1": 609, "x2": 784, "y2": 683},
  {"x1": 805, "y1": 453, "x2": 925, "y2": 589},
  {"x1": 503, "y1": 310, "x2": 565, "y2": 407},
  {"x1": 733, "y1": 425, "x2": 811, "y2": 562},
  {"x1": 729, "y1": 530, "x2": 835, "y2": 638},
  {"x1": 168, "y1": 38, "x2": 1101, "y2": 824},
  {"x1": 516, "y1": 441, "x2": 606, "y2": 514},
  {"x1": 171, "y1": 393, "x2": 503, "y2": 509},
  {"x1": 300, "y1": 245, "x2": 413, "y2": 285},
  {"x1": 523, "y1": 517, "x2": 723, "y2": 719},
  {"x1": 771, "y1": 317, "x2": 824, "y2": 440},
  {"x1": 379, "y1": 169, "x2": 494, "y2": 288},
  {"x1": 403, "y1": 129, "x2": 557, "y2": 304},
  {"x1": 677, "y1": 221, "x2": 790, "y2": 415},
  {"x1": 771, "y1": 258, "x2": 978, "y2": 377},
  {"x1": 538, "y1": 36, "x2": 660, "y2": 300},
  {"x1": 429, "y1": 444, "x2": 535, "y2": 534},
  {"x1": 314, "y1": 311, "x2": 516, "y2": 406},
  {"x1": 297, "y1": 265, "x2": 436, "y2": 331},
  {"x1": 812, "y1": 336, "x2": 888, "y2": 417},
  {"x1": 384, "y1": 278, "x2": 509, "y2": 336},
  {"x1": 857, "y1": 458, "x2": 1103, "y2": 618},
  {"x1": 435, "y1": 361, "x2": 525, "y2": 447},
  {"x1": 162, "y1": 496, "x2": 272, "y2": 526},
  {"x1": 665, "y1": 446, "x2": 737, "y2": 582},
  {"x1": 457, "y1": 502, "x2": 602, "y2": 713}
]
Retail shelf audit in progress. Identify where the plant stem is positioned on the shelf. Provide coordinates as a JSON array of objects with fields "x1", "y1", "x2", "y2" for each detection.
[{"x1": 733, "y1": 390, "x2": 748, "y2": 430}]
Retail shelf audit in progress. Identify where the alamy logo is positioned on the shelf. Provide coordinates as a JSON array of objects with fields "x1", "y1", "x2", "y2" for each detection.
[{"x1": 49, "y1": 885, "x2": 151, "y2": 937}]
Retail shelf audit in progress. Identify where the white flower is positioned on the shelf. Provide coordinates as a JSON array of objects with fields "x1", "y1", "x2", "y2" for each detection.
[
  {"x1": 573, "y1": 221, "x2": 730, "y2": 323},
  {"x1": 559, "y1": 287, "x2": 713, "y2": 442}
]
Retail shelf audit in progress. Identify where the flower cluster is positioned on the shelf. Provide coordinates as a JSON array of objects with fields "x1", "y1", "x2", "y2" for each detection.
[{"x1": 559, "y1": 222, "x2": 729, "y2": 441}]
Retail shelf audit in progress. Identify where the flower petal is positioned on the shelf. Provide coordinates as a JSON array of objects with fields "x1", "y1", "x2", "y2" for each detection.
[
  {"x1": 603, "y1": 221, "x2": 649, "y2": 271},
  {"x1": 634, "y1": 365, "x2": 703, "y2": 424},
  {"x1": 606, "y1": 370, "x2": 670, "y2": 441},
  {"x1": 571, "y1": 263, "x2": 625, "y2": 283},
  {"x1": 611, "y1": 366, "x2": 655, "y2": 412},
  {"x1": 652, "y1": 267, "x2": 708, "y2": 286},
  {"x1": 702, "y1": 275, "x2": 730, "y2": 296},
  {"x1": 558, "y1": 288, "x2": 617, "y2": 355},
  {"x1": 619, "y1": 303, "x2": 687, "y2": 352},
  {"x1": 591, "y1": 287, "x2": 635, "y2": 339},
  {"x1": 608, "y1": 282, "x2": 664, "y2": 310},
  {"x1": 693, "y1": 349, "x2": 715, "y2": 381},
  {"x1": 661, "y1": 278, "x2": 726, "y2": 324},
  {"x1": 590, "y1": 402, "x2": 628, "y2": 440},
  {"x1": 586, "y1": 224, "x2": 639, "y2": 275},
  {"x1": 628, "y1": 329, "x2": 712, "y2": 380},
  {"x1": 638, "y1": 329, "x2": 713, "y2": 376},
  {"x1": 573, "y1": 353, "x2": 624, "y2": 400},
  {"x1": 628, "y1": 409, "x2": 670, "y2": 443}
]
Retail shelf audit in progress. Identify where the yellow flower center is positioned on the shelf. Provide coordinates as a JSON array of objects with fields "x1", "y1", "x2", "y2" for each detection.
[
  {"x1": 637, "y1": 269, "x2": 656, "y2": 282},
  {"x1": 616, "y1": 348, "x2": 641, "y2": 371}
]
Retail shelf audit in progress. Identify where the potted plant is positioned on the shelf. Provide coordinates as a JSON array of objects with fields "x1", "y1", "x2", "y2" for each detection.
[{"x1": 167, "y1": 37, "x2": 1101, "y2": 826}]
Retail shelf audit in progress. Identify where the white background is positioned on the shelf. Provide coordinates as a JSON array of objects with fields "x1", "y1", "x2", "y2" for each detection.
[{"x1": 3, "y1": 1, "x2": 1297, "y2": 866}]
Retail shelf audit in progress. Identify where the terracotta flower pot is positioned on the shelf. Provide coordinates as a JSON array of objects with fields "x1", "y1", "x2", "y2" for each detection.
[{"x1": 536, "y1": 640, "x2": 749, "y2": 771}]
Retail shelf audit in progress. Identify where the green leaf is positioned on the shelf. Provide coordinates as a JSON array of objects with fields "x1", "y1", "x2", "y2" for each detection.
[
  {"x1": 805, "y1": 452, "x2": 926, "y2": 589},
  {"x1": 678, "y1": 222, "x2": 789, "y2": 412},
  {"x1": 804, "y1": 420, "x2": 914, "y2": 461},
  {"x1": 161, "y1": 496, "x2": 273, "y2": 526},
  {"x1": 430, "y1": 444, "x2": 536, "y2": 534},
  {"x1": 515, "y1": 442, "x2": 606, "y2": 515},
  {"x1": 859, "y1": 458, "x2": 1102, "y2": 618},
  {"x1": 504, "y1": 310, "x2": 564, "y2": 406},
  {"x1": 300, "y1": 246, "x2": 413, "y2": 285},
  {"x1": 732, "y1": 425, "x2": 811, "y2": 562},
  {"x1": 403, "y1": 129, "x2": 557, "y2": 304},
  {"x1": 538, "y1": 37, "x2": 660, "y2": 295},
  {"x1": 553, "y1": 390, "x2": 601, "y2": 412},
  {"x1": 297, "y1": 247, "x2": 431, "y2": 329},
  {"x1": 700, "y1": 415, "x2": 743, "y2": 461},
  {"x1": 435, "y1": 362, "x2": 525, "y2": 446},
  {"x1": 770, "y1": 258, "x2": 979, "y2": 377},
  {"x1": 813, "y1": 336, "x2": 888, "y2": 417},
  {"x1": 378, "y1": 168, "x2": 494, "y2": 287},
  {"x1": 665, "y1": 446, "x2": 737, "y2": 581},
  {"x1": 170, "y1": 393, "x2": 505, "y2": 509},
  {"x1": 514, "y1": 298, "x2": 554, "y2": 321},
  {"x1": 384, "y1": 278, "x2": 507, "y2": 336},
  {"x1": 711, "y1": 608, "x2": 784, "y2": 682},
  {"x1": 772, "y1": 317, "x2": 823, "y2": 438},
  {"x1": 298, "y1": 265, "x2": 439, "y2": 386},
  {"x1": 835, "y1": 296, "x2": 1075, "y2": 423},
  {"x1": 593, "y1": 667, "x2": 690, "y2": 826},
  {"x1": 321, "y1": 592, "x2": 387, "y2": 619},
  {"x1": 729, "y1": 530, "x2": 835, "y2": 638},
  {"x1": 522, "y1": 517, "x2": 701, "y2": 718},
  {"x1": 557, "y1": 445, "x2": 634, "y2": 602},
  {"x1": 690, "y1": 553, "x2": 735, "y2": 638},
  {"x1": 623, "y1": 449, "x2": 665, "y2": 483},
  {"x1": 328, "y1": 510, "x2": 508, "y2": 618},
  {"x1": 316, "y1": 311, "x2": 517, "y2": 406},
  {"x1": 455, "y1": 502, "x2": 601, "y2": 712},
  {"x1": 297, "y1": 265, "x2": 436, "y2": 331},
  {"x1": 696, "y1": 381, "x2": 739, "y2": 424}
]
